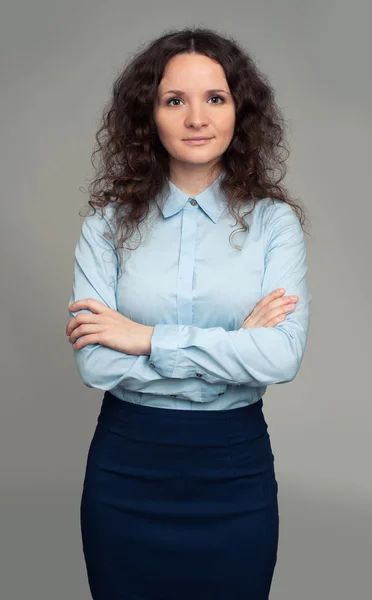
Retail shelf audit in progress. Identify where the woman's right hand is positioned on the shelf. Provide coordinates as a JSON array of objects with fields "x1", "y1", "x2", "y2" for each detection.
[{"x1": 241, "y1": 289, "x2": 298, "y2": 329}]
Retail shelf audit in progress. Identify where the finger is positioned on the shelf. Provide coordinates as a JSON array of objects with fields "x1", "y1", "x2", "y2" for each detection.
[
  {"x1": 72, "y1": 333, "x2": 101, "y2": 350},
  {"x1": 242, "y1": 290, "x2": 292, "y2": 326},
  {"x1": 262, "y1": 297, "x2": 297, "y2": 318},
  {"x1": 68, "y1": 298, "x2": 109, "y2": 314},
  {"x1": 250, "y1": 303, "x2": 287, "y2": 328},
  {"x1": 66, "y1": 312, "x2": 99, "y2": 336},
  {"x1": 264, "y1": 314, "x2": 286, "y2": 328},
  {"x1": 255, "y1": 294, "x2": 297, "y2": 321},
  {"x1": 69, "y1": 324, "x2": 101, "y2": 344},
  {"x1": 66, "y1": 318, "x2": 80, "y2": 336},
  {"x1": 251, "y1": 289, "x2": 285, "y2": 315},
  {"x1": 266, "y1": 304, "x2": 296, "y2": 323}
]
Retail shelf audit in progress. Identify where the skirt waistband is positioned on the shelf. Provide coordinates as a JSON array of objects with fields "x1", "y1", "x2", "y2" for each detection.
[{"x1": 98, "y1": 391, "x2": 268, "y2": 447}]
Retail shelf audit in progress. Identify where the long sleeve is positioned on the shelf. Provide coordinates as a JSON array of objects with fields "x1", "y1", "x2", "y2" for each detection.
[
  {"x1": 67, "y1": 211, "x2": 203, "y2": 396},
  {"x1": 149, "y1": 200, "x2": 312, "y2": 387}
]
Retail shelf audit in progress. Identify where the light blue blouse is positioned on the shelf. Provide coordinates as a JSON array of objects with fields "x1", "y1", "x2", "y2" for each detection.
[{"x1": 68, "y1": 172, "x2": 312, "y2": 410}]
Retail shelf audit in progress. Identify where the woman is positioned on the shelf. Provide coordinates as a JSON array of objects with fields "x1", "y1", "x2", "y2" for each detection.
[{"x1": 66, "y1": 26, "x2": 312, "y2": 600}]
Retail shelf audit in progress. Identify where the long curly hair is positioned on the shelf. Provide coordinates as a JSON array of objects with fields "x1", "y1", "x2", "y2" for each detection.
[{"x1": 82, "y1": 26, "x2": 310, "y2": 254}]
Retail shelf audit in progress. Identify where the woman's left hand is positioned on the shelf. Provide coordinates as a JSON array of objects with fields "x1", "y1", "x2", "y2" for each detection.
[{"x1": 66, "y1": 298, "x2": 154, "y2": 356}]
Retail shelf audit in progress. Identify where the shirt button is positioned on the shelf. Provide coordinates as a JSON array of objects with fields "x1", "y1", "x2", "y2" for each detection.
[
  {"x1": 217, "y1": 391, "x2": 225, "y2": 396},
  {"x1": 170, "y1": 394, "x2": 177, "y2": 398},
  {"x1": 196, "y1": 372, "x2": 202, "y2": 378},
  {"x1": 189, "y1": 199, "x2": 197, "y2": 206},
  {"x1": 149, "y1": 362, "x2": 155, "y2": 368}
]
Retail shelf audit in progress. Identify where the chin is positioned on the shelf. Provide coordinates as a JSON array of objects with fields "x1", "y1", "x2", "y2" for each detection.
[
  {"x1": 181, "y1": 157, "x2": 219, "y2": 166},
  {"x1": 176, "y1": 149, "x2": 222, "y2": 162}
]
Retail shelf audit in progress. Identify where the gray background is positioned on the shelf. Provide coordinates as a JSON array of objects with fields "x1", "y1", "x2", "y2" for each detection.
[{"x1": 1, "y1": 0, "x2": 371, "y2": 598}]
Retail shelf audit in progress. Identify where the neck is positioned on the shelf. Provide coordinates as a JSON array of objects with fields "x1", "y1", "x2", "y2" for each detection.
[{"x1": 167, "y1": 160, "x2": 223, "y2": 197}]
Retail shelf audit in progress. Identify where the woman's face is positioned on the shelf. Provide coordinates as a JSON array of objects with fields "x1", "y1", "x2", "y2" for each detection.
[{"x1": 153, "y1": 53, "x2": 236, "y2": 171}]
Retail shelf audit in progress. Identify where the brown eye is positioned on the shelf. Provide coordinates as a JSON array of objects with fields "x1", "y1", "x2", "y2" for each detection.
[
  {"x1": 210, "y1": 95, "x2": 224, "y2": 104},
  {"x1": 166, "y1": 95, "x2": 225, "y2": 107},
  {"x1": 166, "y1": 97, "x2": 182, "y2": 106}
]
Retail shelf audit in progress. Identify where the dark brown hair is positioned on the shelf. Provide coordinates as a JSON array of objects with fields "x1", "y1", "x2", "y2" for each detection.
[{"x1": 82, "y1": 26, "x2": 310, "y2": 253}]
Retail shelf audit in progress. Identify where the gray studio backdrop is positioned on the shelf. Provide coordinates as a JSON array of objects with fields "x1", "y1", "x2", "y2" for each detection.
[{"x1": 1, "y1": 1, "x2": 371, "y2": 598}]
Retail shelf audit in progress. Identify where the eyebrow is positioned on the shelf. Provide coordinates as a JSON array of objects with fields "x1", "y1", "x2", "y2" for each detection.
[{"x1": 161, "y1": 88, "x2": 230, "y2": 97}]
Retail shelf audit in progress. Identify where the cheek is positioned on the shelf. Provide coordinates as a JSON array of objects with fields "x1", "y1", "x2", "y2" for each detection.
[
  {"x1": 154, "y1": 110, "x2": 176, "y2": 137},
  {"x1": 155, "y1": 122, "x2": 176, "y2": 150},
  {"x1": 220, "y1": 110, "x2": 236, "y2": 135},
  {"x1": 156, "y1": 127, "x2": 174, "y2": 153}
]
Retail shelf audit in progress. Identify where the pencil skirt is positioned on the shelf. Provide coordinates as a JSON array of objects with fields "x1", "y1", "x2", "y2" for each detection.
[{"x1": 80, "y1": 391, "x2": 279, "y2": 599}]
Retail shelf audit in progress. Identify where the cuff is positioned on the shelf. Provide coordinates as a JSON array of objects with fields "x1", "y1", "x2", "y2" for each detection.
[{"x1": 148, "y1": 324, "x2": 181, "y2": 378}]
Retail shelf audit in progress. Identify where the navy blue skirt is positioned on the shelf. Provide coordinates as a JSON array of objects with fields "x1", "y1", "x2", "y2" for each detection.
[{"x1": 80, "y1": 391, "x2": 279, "y2": 599}]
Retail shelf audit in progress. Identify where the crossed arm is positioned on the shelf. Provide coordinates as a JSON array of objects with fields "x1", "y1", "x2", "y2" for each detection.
[{"x1": 66, "y1": 201, "x2": 312, "y2": 392}]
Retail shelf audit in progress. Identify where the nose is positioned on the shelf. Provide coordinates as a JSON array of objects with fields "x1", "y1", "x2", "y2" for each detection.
[{"x1": 184, "y1": 103, "x2": 209, "y2": 129}]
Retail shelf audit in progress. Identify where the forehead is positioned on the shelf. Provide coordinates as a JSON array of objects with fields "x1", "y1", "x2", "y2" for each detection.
[{"x1": 159, "y1": 54, "x2": 227, "y2": 87}]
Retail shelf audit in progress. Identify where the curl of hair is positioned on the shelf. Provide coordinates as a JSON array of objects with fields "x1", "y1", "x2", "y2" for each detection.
[{"x1": 81, "y1": 26, "x2": 310, "y2": 258}]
